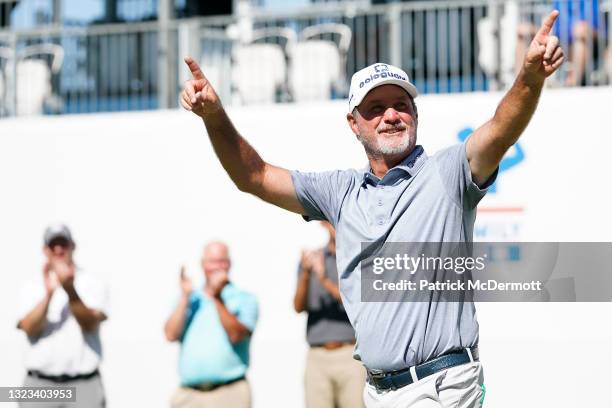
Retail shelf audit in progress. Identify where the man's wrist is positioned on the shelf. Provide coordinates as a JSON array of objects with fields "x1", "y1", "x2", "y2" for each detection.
[
  {"x1": 200, "y1": 103, "x2": 225, "y2": 123},
  {"x1": 320, "y1": 276, "x2": 338, "y2": 292},
  {"x1": 64, "y1": 283, "x2": 79, "y2": 302},
  {"x1": 62, "y1": 279, "x2": 74, "y2": 290},
  {"x1": 205, "y1": 287, "x2": 223, "y2": 301},
  {"x1": 44, "y1": 290, "x2": 54, "y2": 302},
  {"x1": 518, "y1": 68, "x2": 546, "y2": 89},
  {"x1": 210, "y1": 293, "x2": 224, "y2": 304}
]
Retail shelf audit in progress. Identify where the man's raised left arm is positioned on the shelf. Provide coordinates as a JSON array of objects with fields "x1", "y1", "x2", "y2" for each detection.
[{"x1": 467, "y1": 10, "x2": 564, "y2": 186}]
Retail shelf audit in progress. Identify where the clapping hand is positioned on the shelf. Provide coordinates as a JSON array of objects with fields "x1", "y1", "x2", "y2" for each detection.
[
  {"x1": 43, "y1": 262, "x2": 59, "y2": 295},
  {"x1": 310, "y1": 250, "x2": 326, "y2": 283},
  {"x1": 205, "y1": 270, "x2": 229, "y2": 299},
  {"x1": 49, "y1": 258, "x2": 75, "y2": 288},
  {"x1": 301, "y1": 249, "x2": 326, "y2": 282},
  {"x1": 179, "y1": 265, "x2": 193, "y2": 298}
]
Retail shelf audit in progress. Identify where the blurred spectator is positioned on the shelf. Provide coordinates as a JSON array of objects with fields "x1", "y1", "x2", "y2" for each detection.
[
  {"x1": 553, "y1": 0, "x2": 607, "y2": 85},
  {"x1": 16, "y1": 224, "x2": 109, "y2": 408},
  {"x1": 516, "y1": 15, "x2": 539, "y2": 76},
  {"x1": 516, "y1": 0, "x2": 609, "y2": 85},
  {"x1": 165, "y1": 241, "x2": 258, "y2": 408},
  {"x1": 0, "y1": 1, "x2": 18, "y2": 28},
  {"x1": 294, "y1": 222, "x2": 365, "y2": 408}
]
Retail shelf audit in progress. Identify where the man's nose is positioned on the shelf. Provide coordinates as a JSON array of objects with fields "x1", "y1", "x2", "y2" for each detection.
[{"x1": 383, "y1": 108, "x2": 401, "y2": 123}]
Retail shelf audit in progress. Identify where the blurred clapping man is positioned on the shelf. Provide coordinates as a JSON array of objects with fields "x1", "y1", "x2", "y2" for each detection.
[
  {"x1": 294, "y1": 221, "x2": 365, "y2": 408},
  {"x1": 16, "y1": 224, "x2": 109, "y2": 408},
  {"x1": 165, "y1": 241, "x2": 258, "y2": 408}
]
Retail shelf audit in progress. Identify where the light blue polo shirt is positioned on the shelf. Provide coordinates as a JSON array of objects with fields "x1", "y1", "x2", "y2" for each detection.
[
  {"x1": 291, "y1": 142, "x2": 497, "y2": 371},
  {"x1": 178, "y1": 283, "x2": 258, "y2": 386}
]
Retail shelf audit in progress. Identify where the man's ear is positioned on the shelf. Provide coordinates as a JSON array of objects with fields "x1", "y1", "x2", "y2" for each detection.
[{"x1": 346, "y1": 111, "x2": 359, "y2": 137}]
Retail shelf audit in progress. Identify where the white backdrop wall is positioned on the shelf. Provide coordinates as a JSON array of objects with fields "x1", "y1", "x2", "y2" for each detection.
[{"x1": 1, "y1": 86, "x2": 611, "y2": 407}]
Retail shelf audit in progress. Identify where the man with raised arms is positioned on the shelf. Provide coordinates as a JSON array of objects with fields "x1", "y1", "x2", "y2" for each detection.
[{"x1": 180, "y1": 11, "x2": 564, "y2": 407}]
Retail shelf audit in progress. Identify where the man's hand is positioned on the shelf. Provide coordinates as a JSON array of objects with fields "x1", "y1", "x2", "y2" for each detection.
[
  {"x1": 205, "y1": 270, "x2": 229, "y2": 299},
  {"x1": 50, "y1": 259, "x2": 75, "y2": 288},
  {"x1": 300, "y1": 249, "x2": 326, "y2": 280},
  {"x1": 304, "y1": 249, "x2": 342, "y2": 302},
  {"x1": 523, "y1": 10, "x2": 564, "y2": 81},
  {"x1": 164, "y1": 266, "x2": 193, "y2": 342},
  {"x1": 180, "y1": 56, "x2": 222, "y2": 118},
  {"x1": 43, "y1": 262, "x2": 59, "y2": 296},
  {"x1": 309, "y1": 250, "x2": 326, "y2": 283},
  {"x1": 467, "y1": 10, "x2": 565, "y2": 186},
  {"x1": 179, "y1": 266, "x2": 193, "y2": 298},
  {"x1": 47, "y1": 260, "x2": 106, "y2": 333},
  {"x1": 178, "y1": 57, "x2": 304, "y2": 215},
  {"x1": 299, "y1": 250, "x2": 314, "y2": 275}
]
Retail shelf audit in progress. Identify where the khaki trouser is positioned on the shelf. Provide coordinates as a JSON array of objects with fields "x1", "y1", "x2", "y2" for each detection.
[
  {"x1": 363, "y1": 362, "x2": 485, "y2": 408},
  {"x1": 305, "y1": 344, "x2": 366, "y2": 408},
  {"x1": 170, "y1": 379, "x2": 250, "y2": 408},
  {"x1": 20, "y1": 373, "x2": 106, "y2": 408}
]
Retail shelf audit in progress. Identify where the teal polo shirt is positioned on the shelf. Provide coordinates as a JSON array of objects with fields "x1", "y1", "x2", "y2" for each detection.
[{"x1": 178, "y1": 283, "x2": 258, "y2": 386}]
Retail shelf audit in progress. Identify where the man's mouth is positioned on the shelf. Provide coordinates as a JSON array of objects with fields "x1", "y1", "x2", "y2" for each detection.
[{"x1": 379, "y1": 128, "x2": 405, "y2": 135}]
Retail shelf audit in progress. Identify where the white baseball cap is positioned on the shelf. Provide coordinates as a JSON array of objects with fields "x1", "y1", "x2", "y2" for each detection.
[
  {"x1": 44, "y1": 223, "x2": 74, "y2": 246},
  {"x1": 348, "y1": 63, "x2": 418, "y2": 113}
]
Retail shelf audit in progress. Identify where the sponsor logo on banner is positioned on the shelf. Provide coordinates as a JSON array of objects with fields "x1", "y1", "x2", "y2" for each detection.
[{"x1": 458, "y1": 127, "x2": 525, "y2": 241}]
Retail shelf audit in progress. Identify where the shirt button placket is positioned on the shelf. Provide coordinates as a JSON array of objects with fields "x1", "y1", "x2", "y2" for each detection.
[{"x1": 375, "y1": 184, "x2": 386, "y2": 226}]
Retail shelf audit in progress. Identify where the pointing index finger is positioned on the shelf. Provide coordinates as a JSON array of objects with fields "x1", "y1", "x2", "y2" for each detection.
[
  {"x1": 184, "y1": 56, "x2": 205, "y2": 80},
  {"x1": 535, "y1": 10, "x2": 559, "y2": 42}
]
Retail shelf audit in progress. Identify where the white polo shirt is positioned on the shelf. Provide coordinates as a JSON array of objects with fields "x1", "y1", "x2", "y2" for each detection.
[{"x1": 17, "y1": 268, "x2": 109, "y2": 376}]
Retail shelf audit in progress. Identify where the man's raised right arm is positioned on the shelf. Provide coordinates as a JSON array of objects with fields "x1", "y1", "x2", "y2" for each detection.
[{"x1": 181, "y1": 57, "x2": 305, "y2": 214}]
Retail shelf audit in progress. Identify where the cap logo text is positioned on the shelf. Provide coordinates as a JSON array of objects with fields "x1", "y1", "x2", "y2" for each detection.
[{"x1": 359, "y1": 70, "x2": 407, "y2": 88}]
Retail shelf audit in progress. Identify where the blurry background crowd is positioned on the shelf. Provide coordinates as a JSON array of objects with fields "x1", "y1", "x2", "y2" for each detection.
[{"x1": 0, "y1": 0, "x2": 609, "y2": 117}]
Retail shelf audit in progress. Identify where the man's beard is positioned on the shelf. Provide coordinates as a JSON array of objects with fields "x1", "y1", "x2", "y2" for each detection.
[{"x1": 357, "y1": 128, "x2": 415, "y2": 157}]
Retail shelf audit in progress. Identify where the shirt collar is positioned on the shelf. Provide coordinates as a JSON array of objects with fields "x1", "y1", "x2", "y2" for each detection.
[{"x1": 362, "y1": 145, "x2": 427, "y2": 186}]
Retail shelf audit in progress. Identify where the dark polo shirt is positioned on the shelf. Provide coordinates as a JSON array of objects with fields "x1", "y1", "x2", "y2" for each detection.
[{"x1": 298, "y1": 248, "x2": 356, "y2": 346}]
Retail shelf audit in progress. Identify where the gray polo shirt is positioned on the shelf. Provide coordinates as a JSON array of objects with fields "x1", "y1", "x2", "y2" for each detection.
[
  {"x1": 298, "y1": 248, "x2": 356, "y2": 346},
  {"x1": 291, "y1": 142, "x2": 497, "y2": 371}
]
